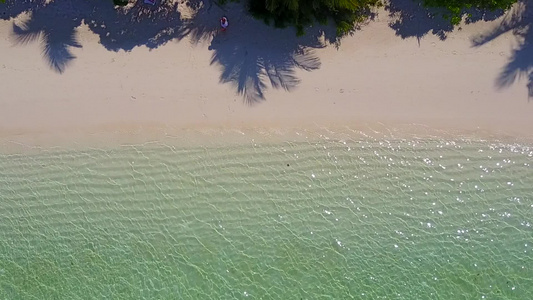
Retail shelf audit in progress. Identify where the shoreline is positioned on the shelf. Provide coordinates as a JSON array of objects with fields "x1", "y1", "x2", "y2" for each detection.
[
  {"x1": 2, "y1": 121, "x2": 532, "y2": 155},
  {"x1": 1, "y1": 3, "x2": 532, "y2": 151}
]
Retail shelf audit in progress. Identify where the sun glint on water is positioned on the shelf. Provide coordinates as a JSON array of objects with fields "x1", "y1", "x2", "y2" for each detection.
[{"x1": 0, "y1": 136, "x2": 532, "y2": 299}]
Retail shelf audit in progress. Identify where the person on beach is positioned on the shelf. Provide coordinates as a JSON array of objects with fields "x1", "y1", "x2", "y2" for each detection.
[{"x1": 220, "y1": 16, "x2": 228, "y2": 31}]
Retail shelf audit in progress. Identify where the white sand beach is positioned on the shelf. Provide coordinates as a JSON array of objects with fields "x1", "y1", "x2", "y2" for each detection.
[{"x1": 1, "y1": 0, "x2": 532, "y2": 148}]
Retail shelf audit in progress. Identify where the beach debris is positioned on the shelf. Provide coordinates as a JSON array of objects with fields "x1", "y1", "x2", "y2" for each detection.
[{"x1": 144, "y1": 0, "x2": 156, "y2": 5}]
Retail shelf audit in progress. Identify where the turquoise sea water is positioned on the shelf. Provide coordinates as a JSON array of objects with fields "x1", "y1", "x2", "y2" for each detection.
[{"x1": 0, "y1": 135, "x2": 532, "y2": 299}]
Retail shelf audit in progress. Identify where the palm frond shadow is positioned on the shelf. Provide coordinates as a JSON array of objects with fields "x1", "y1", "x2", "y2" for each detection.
[
  {"x1": 207, "y1": 5, "x2": 328, "y2": 104},
  {"x1": 10, "y1": 1, "x2": 82, "y2": 73},
  {"x1": 471, "y1": 0, "x2": 533, "y2": 99},
  {"x1": 1, "y1": 0, "x2": 227, "y2": 71},
  {"x1": 209, "y1": 35, "x2": 322, "y2": 104},
  {"x1": 2, "y1": 0, "x2": 331, "y2": 103}
]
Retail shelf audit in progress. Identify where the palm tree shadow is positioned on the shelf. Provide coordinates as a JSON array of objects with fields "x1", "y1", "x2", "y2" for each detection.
[
  {"x1": 10, "y1": 1, "x2": 83, "y2": 73},
  {"x1": 207, "y1": 4, "x2": 328, "y2": 104},
  {"x1": 2, "y1": 0, "x2": 216, "y2": 71},
  {"x1": 2, "y1": 0, "x2": 329, "y2": 98},
  {"x1": 471, "y1": 0, "x2": 533, "y2": 99}
]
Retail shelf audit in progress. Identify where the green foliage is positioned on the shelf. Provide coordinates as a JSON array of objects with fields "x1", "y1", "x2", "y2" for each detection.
[
  {"x1": 249, "y1": 0, "x2": 381, "y2": 36},
  {"x1": 113, "y1": 0, "x2": 129, "y2": 6},
  {"x1": 217, "y1": 0, "x2": 239, "y2": 5},
  {"x1": 422, "y1": 0, "x2": 519, "y2": 24}
]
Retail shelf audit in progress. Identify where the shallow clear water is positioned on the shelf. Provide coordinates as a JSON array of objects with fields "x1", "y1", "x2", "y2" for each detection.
[{"x1": 0, "y1": 136, "x2": 532, "y2": 299}]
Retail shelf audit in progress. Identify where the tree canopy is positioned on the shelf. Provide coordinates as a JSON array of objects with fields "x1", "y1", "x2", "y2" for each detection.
[
  {"x1": 248, "y1": 0, "x2": 520, "y2": 35},
  {"x1": 248, "y1": 0, "x2": 382, "y2": 36},
  {"x1": 422, "y1": 0, "x2": 519, "y2": 24}
]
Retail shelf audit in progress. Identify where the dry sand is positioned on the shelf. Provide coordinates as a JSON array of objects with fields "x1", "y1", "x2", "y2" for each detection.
[{"x1": 0, "y1": 0, "x2": 532, "y2": 148}]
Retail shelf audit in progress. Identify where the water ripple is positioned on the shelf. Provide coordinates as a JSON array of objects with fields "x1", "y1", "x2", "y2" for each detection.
[{"x1": 0, "y1": 137, "x2": 532, "y2": 299}]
